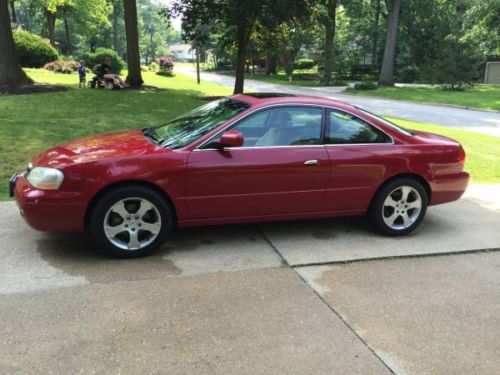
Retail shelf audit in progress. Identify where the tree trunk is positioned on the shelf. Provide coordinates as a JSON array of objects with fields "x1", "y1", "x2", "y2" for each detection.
[
  {"x1": 9, "y1": 0, "x2": 16, "y2": 23},
  {"x1": 45, "y1": 10, "x2": 56, "y2": 47},
  {"x1": 64, "y1": 16, "x2": 72, "y2": 55},
  {"x1": 112, "y1": 1, "x2": 121, "y2": 54},
  {"x1": 123, "y1": 0, "x2": 143, "y2": 88},
  {"x1": 265, "y1": 49, "x2": 277, "y2": 75},
  {"x1": 322, "y1": 0, "x2": 337, "y2": 84},
  {"x1": 0, "y1": 0, "x2": 32, "y2": 91},
  {"x1": 233, "y1": 24, "x2": 250, "y2": 94},
  {"x1": 378, "y1": 0, "x2": 400, "y2": 86},
  {"x1": 371, "y1": 0, "x2": 381, "y2": 69}
]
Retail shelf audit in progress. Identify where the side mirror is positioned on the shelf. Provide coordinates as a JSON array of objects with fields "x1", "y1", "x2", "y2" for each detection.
[{"x1": 219, "y1": 130, "x2": 244, "y2": 148}]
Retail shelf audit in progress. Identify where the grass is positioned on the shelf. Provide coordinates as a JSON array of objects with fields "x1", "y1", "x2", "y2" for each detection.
[
  {"x1": 0, "y1": 69, "x2": 231, "y2": 200},
  {"x1": 389, "y1": 117, "x2": 500, "y2": 184},
  {"x1": 0, "y1": 69, "x2": 497, "y2": 201},
  {"x1": 346, "y1": 85, "x2": 500, "y2": 111}
]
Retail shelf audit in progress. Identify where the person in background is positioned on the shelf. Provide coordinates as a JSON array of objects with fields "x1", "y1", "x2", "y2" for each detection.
[
  {"x1": 78, "y1": 60, "x2": 86, "y2": 88},
  {"x1": 100, "y1": 57, "x2": 129, "y2": 88}
]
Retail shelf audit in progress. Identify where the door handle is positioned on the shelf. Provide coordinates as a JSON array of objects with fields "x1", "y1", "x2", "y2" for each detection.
[{"x1": 304, "y1": 160, "x2": 319, "y2": 166}]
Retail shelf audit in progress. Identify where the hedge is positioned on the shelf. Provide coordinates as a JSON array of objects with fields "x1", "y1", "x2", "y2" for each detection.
[
  {"x1": 13, "y1": 30, "x2": 59, "y2": 68},
  {"x1": 79, "y1": 48, "x2": 125, "y2": 75}
]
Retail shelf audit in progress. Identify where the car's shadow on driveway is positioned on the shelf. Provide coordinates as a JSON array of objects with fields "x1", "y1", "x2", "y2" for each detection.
[
  {"x1": 34, "y1": 198, "x2": 500, "y2": 280},
  {"x1": 35, "y1": 222, "x2": 285, "y2": 283}
]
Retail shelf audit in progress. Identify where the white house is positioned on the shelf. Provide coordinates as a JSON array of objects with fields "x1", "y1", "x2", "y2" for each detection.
[{"x1": 169, "y1": 44, "x2": 195, "y2": 62}]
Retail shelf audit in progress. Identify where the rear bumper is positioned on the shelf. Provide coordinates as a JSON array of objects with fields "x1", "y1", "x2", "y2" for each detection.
[
  {"x1": 429, "y1": 171, "x2": 469, "y2": 206},
  {"x1": 13, "y1": 175, "x2": 86, "y2": 232}
]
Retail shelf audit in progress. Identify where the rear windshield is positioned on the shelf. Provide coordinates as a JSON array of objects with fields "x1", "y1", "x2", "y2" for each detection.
[
  {"x1": 148, "y1": 98, "x2": 250, "y2": 148},
  {"x1": 357, "y1": 108, "x2": 414, "y2": 137}
]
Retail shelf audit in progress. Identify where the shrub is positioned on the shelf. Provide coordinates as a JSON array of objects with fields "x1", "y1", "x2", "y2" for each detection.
[
  {"x1": 294, "y1": 59, "x2": 316, "y2": 70},
  {"x1": 397, "y1": 65, "x2": 421, "y2": 83},
  {"x1": 354, "y1": 81, "x2": 378, "y2": 90},
  {"x1": 427, "y1": 36, "x2": 481, "y2": 90},
  {"x1": 43, "y1": 60, "x2": 80, "y2": 74},
  {"x1": 149, "y1": 62, "x2": 159, "y2": 72},
  {"x1": 79, "y1": 48, "x2": 125, "y2": 75},
  {"x1": 13, "y1": 30, "x2": 58, "y2": 68}
]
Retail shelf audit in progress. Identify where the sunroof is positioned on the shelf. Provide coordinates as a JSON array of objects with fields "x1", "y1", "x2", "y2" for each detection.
[{"x1": 244, "y1": 92, "x2": 296, "y2": 99}]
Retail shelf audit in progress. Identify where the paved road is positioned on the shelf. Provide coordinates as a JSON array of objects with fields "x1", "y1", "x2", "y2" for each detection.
[
  {"x1": 176, "y1": 66, "x2": 500, "y2": 137},
  {"x1": 1, "y1": 186, "x2": 499, "y2": 373}
]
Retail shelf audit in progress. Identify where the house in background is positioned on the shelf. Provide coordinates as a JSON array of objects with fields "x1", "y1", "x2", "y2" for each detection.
[{"x1": 169, "y1": 44, "x2": 195, "y2": 62}]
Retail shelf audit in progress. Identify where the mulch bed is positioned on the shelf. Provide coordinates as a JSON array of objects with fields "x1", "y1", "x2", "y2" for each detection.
[{"x1": 0, "y1": 84, "x2": 69, "y2": 95}]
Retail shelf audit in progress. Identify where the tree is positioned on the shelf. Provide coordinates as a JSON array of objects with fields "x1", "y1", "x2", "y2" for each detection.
[
  {"x1": 378, "y1": 0, "x2": 400, "y2": 86},
  {"x1": 371, "y1": 0, "x2": 381, "y2": 69},
  {"x1": 170, "y1": 0, "x2": 309, "y2": 94},
  {"x1": 138, "y1": 0, "x2": 172, "y2": 64},
  {"x1": 123, "y1": 0, "x2": 143, "y2": 88},
  {"x1": 9, "y1": 0, "x2": 16, "y2": 22},
  {"x1": 428, "y1": 36, "x2": 480, "y2": 90},
  {"x1": 0, "y1": 0, "x2": 32, "y2": 91},
  {"x1": 378, "y1": 0, "x2": 401, "y2": 86},
  {"x1": 319, "y1": 0, "x2": 338, "y2": 84}
]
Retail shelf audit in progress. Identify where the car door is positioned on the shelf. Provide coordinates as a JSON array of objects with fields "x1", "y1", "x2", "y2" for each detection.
[
  {"x1": 185, "y1": 106, "x2": 330, "y2": 219},
  {"x1": 320, "y1": 108, "x2": 393, "y2": 212}
]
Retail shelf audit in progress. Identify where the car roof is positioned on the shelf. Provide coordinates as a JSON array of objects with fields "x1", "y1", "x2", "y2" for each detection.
[{"x1": 232, "y1": 93, "x2": 357, "y2": 112}]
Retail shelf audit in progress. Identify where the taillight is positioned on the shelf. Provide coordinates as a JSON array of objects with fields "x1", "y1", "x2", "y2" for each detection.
[{"x1": 458, "y1": 146, "x2": 466, "y2": 167}]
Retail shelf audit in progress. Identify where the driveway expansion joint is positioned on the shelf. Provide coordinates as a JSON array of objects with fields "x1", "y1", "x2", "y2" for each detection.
[
  {"x1": 293, "y1": 267, "x2": 397, "y2": 375},
  {"x1": 290, "y1": 247, "x2": 500, "y2": 269},
  {"x1": 254, "y1": 224, "x2": 289, "y2": 267},
  {"x1": 256, "y1": 224, "x2": 396, "y2": 374}
]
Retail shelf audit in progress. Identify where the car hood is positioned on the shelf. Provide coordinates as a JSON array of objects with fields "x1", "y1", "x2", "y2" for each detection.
[{"x1": 32, "y1": 130, "x2": 161, "y2": 168}]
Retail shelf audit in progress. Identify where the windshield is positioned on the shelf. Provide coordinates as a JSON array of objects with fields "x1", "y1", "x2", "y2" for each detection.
[
  {"x1": 145, "y1": 98, "x2": 250, "y2": 149},
  {"x1": 357, "y1": 108, "x2": 414, "y2": 137}
]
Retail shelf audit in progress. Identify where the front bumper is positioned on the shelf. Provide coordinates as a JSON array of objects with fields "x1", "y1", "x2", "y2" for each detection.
[{"x1": 11, "y1": 174, "x2": 87, "y2": 232}]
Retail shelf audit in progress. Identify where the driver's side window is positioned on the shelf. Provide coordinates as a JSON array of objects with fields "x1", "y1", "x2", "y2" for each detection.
[{"x1": 209, "y1": 106, "x2": 322, "y2": 148}]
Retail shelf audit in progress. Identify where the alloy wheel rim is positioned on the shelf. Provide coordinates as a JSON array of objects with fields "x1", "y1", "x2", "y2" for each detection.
[
  {"x1": 103, "y1": 197, "x2": 162, "y2": 250},
  {"x1": 382, "y1": 186, "x2": 422, "y2": 230}
]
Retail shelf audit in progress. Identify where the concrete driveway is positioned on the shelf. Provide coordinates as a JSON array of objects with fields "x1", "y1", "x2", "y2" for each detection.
[
  {"x1": 1, "y1": 185, "x2": 499, "y2": 374},
  {"x1": 176, "y1": 66, "x2": 500, "y2": 137}
]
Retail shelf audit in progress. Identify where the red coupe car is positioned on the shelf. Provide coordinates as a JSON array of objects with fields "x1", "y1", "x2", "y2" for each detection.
[{"x1": 10, "y1": 93, "x2": 469, "y2": 257}]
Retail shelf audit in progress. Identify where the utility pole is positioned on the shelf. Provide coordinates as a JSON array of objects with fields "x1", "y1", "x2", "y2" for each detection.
[{"x1": 196, "y1": 42, "x2": 200, "y2": 84}]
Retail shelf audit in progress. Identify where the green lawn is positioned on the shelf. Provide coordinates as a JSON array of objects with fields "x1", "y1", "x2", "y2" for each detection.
[
  {"x1": 346, "y1": 85, "x2": 500, "y2": 111},
  {"x1": 389, "y1": 117, "x2": 500, "y2": 184},
  {"x1": 0, "y1": 70, "x2": 497, "y2": 201},
  {"x1": 0, "y1": 69, "x2": 231, "y2": 200}
]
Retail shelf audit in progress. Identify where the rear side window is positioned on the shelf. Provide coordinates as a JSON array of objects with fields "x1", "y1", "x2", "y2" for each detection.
[{"x1": 325, "y1": 109, "x2": 391, "y2": 144}]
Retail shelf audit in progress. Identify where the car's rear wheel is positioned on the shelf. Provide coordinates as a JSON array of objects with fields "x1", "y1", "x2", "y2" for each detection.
[
  {"x1": 369, "y1": 178, "x2": 428, "y2": 236},
  {"x1": 89, "y1": 186, "x2": 173, "y2": 257}
]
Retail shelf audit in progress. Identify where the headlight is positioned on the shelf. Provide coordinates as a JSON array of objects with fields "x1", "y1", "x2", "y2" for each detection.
[{"x1": 27, "y1": 167, "x2": 64, "y2": 190}]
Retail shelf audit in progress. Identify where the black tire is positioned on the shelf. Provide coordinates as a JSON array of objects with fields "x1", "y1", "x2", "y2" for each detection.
[
  {"x1": 369, "y1": 177, "x2": 428, "y2": 236},
  {"x1": 89, "y1": 186, "x2": 174, "y2": 258}
]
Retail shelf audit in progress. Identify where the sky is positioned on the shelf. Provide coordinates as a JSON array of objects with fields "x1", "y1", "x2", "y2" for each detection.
[{"x1": 153, "y1": 0, "x2": 182, "y2": 31}]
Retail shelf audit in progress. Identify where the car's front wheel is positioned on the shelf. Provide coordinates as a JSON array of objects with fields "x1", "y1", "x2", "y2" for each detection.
[
  {"x1": 369, "y1": 178, "x2": 428, "y2": 236},
  {"x1": 89, "y1": 186, "x2": 173, "y2": 257}
]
